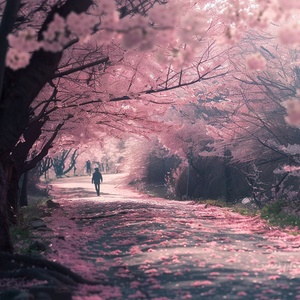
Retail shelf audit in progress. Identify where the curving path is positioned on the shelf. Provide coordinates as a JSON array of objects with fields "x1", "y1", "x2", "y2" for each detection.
[{"x1": 42, "y1": 174, "x2": 300, "y2": 300}]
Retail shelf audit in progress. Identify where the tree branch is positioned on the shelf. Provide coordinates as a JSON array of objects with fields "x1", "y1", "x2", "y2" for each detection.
[{"x1": 52, "y1": 57, "x2": 109, "y2": 78}]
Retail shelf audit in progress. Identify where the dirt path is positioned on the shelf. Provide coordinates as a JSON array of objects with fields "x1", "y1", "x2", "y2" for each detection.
[{"x1": 42, "y1": 174, "x2": 300, "y2": 299}]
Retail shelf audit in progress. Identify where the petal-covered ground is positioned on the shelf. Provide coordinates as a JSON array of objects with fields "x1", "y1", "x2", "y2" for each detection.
[{"x1": 41, "y1": 174, "x2": 300, "y2": 299}]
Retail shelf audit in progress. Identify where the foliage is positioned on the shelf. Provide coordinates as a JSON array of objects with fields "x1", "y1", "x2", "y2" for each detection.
[
  {"x1": 9, "y1": 226, "x2": 31, "y2": 254},
  {"x1": 141, "y1": 27, "x2": 300, "y2": 205},
  {"x1": 261, "y1": 200, "x2": 300, "y2": 228},
  {"x1": 10, "y1": 194, "x2": 50, "y2": 254},
  {"x1": 193, "y1": 199, "x2": 231, "y2": 208}
]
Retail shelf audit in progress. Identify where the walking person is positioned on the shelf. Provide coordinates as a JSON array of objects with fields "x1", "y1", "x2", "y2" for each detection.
[
  {"x1": 86, "y1": 160, "x2": 91, "y2": 175},
  {"x1": 92, "y1": 168, "x2": 103, "y2": 196}
]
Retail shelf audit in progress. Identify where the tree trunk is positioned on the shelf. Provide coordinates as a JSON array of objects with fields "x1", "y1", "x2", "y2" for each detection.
[
  {"x1": 6, "y1": 163, "x2": 19, "y2": 224},
  {"x1": 19, "y1": 171, "x2": 28, "y2": 207},
  {"x1": 224, "y1": 149, "x2": 234, "y2": 202},
  {"x1": 0, "y1": 162, "x2": 13, "y2": 253}
]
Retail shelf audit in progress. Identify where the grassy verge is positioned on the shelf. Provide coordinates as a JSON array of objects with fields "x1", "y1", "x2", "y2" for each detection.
[
  {"x1": 196, "y1": 198, "x2": 300, "y2": 229},
  {"x1": 194, "y1": 198, "x2": 300, "y2": 229},
  {"x1": 193, "y1": 198, "x2": 232, "y2": 208},
  {"x1": 195, "y1": 199, "x2": 259, "y2": 218},
  {"x1": 132, "y1": 181, "x2": 175, "y2": 199},
  {"x1": 260, "y1": 200, "x2": 300, "y2": 228},
  {"x1": 10, "y1": 194, "x2": 51, "y2": 254}
]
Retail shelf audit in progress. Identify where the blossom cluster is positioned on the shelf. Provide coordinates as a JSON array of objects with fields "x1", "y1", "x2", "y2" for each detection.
[
  {"x1": 246, "y1": 53, "x2": 267, "y2": 71},
  {"x1": 284, "y1": 98, "x2": 300, "y2": 127},
  {"x1": 6, "y1": 0, "x2": 117, "y2": 70},
  {"x1": 279, "y1": 23, "x2": 300, "y2": 45},
  {"x1": 6, "y1": 28, "x2": 39, "y2": 70}
]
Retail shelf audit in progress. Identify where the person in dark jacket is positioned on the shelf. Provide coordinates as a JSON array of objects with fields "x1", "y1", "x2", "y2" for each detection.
[
  {"x1": 86, "y1": 160, "x2": 91, "y2": 175},
  {"x1": 92, "y1": 168, "x2": 103, "y2": 196}
]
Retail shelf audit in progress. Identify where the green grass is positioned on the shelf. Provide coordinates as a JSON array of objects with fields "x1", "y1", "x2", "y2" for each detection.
[
  {"x1": 196, "y1": 199, "x2": 259, "y2": 216},
  {"x1": 10, "y1": 194, "x2": 52, "y2": 253},
  {"x1": 231, "y1": 204, "x2": 258, "y2": 216},
  {"x1": 261, "y1": 200, "x2": 300, "y2": 228},
  {"x1": 10, "y1": 226, "x2": 32, "y2": 254},
  {"x1": 194, "y1": 198, "x2": 300, "y2": 229},
  {"x1": 193, "y1": 198, "x2": 230, "y2": 208}
]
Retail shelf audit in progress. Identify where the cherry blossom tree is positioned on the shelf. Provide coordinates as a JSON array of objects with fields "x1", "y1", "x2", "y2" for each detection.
[
  {"x1": 2, "y1": 0, "x2": 229, "y2": 232},
  {"x1": 37, "y1": 156, "x2": 53, "y2": 181},
  {"x1": 202, "y1": 29, "x2": 300, "y2": 205},
  {"x1": 52, "y1": 148, "x2": 79, "y2": 177},
  {"x1": 2, "y1": 1, "x2": 300, "y2": 297},
  {"x1": 0, "y1": 0, "x2": 180, "y2": 252},
  {"x1": 0, "y1": 0, "x2": 300, "y2": 255},
  {"x1": 123, "y1": 20, "x2": 300, "y2": 202},
  {"x1": 0, "y1": 0, "x2": 96, "y2": 253}
]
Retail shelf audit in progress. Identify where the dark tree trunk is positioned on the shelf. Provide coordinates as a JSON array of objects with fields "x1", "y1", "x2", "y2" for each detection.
[
  {"x1": 6, "y1": 163, "x2": 19, "y2": 224},
  {"x1": 38, "y1": 157, "x2": 53, "y2": 182},
  {"x1": 19, "y1": 171, "x2": 28, "y2": 207},
  {"x1": 0, "y1": 0, "x2": 22, "y2": 253},
  {"x1": 53, "y1": 149, "x2": 79, "y2": 177},
  {"x1": 224, "y1": 149, "x2": 234, "y2": 203},
  {"x1": 63, "y1": 149, "x2": 79, "y2": 175},
  {"x1": 0, "y1": 162, "x2": 13, "y2": 253}
]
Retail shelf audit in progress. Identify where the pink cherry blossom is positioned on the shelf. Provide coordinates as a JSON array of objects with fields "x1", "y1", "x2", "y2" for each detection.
[
  {"x1": 6, "y1": 48, "x2": 30, "y2": 70},
  {"x1": 246, "y1": 53, "x2": 267, "y2": 71}
]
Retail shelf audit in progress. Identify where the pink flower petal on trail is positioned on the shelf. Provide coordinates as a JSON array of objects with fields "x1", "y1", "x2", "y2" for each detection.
[{"x1": 191, "y1": 280, "x2": 213, "y2": 287}]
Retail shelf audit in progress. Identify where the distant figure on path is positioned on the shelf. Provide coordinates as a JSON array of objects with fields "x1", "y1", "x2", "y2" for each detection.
[
  {"x1": 92, "y1": 168, "x2": 103, "y2": 196},
  {"x1": 86, "y1": 160, "x2": 91, "y2": 175}
]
